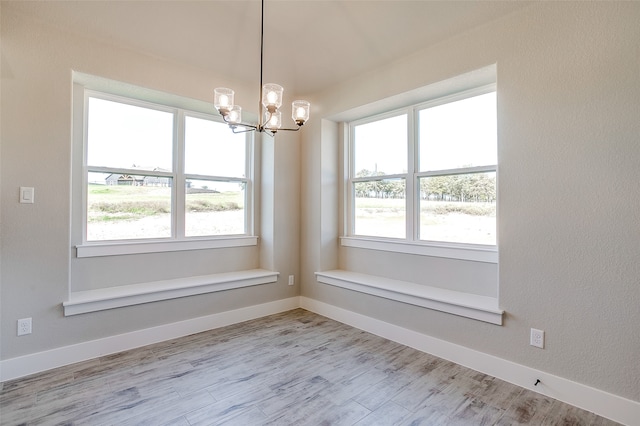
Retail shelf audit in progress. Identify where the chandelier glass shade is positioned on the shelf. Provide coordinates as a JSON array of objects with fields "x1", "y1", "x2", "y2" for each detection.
[{"x1": 214, "y1": 0, "x2": 310, "y2": 136}]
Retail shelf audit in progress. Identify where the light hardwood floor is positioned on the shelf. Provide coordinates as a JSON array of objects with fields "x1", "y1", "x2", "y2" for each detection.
[{"x1": 0, "y1": 309, "x2": 620, "y2": 425}]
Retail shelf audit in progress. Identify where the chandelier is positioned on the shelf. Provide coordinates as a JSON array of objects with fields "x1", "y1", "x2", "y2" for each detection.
[{"x1": 213, "y1": 0, "x2": 311, "y2": 136}]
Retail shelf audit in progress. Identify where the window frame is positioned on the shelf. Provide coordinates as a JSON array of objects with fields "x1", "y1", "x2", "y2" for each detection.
[
  {"x1": 344, "y1": 84, "x2": 497, "y2": 263},
  {"x1": 73, "y1": 81, "x2": 256, "y2": 258},
  {"x1": 349, "y1": 109, "x2": 410, "y2": 239}
]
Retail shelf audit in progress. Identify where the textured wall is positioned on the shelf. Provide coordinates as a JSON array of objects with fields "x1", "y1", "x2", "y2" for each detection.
[
  {"x1": 301, "y1": 2, "x2": 640, "y2": 402},
  {"x1": 0, "y1": 8, "x2": 298, "y2": 359}
]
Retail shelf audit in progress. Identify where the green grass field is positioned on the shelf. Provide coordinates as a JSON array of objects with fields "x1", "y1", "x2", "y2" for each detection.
[{"x1": 87, "y1": 184, "x2": 243, "y2": 222}]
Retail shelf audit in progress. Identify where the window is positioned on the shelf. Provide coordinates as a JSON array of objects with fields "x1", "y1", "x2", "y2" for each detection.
[
  {"x1": 347, "y1": 87, "x2": 496, "y2": 248},
  {"x1": 82, "y1": 90, "x2": 252, "y2": 246},
  {"x1": 352, "y1": 113, "x2": 408, "y2": 239}
]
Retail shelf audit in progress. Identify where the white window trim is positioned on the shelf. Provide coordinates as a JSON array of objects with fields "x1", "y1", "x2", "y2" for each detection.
[
  {"x1": 76, "y1": 236, "x2": 259, "y2": 258},
  {"x1": 72, "y1": 74, "x2": 256, "y2": 256},
  {"x1": 344, "y1": 84, "x2": 497, "y2": 260},
  {"x1": 340, "y1": 237, "x2": 497, "y2": 263}
]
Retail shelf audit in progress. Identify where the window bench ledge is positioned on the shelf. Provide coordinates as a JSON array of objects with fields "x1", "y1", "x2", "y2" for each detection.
[
  {"x1": 315, "y1": 270, "x2": 503, "y2": 325},
  {"x1": 63, "y1": 269, "x2": 279, "y2": 316}
]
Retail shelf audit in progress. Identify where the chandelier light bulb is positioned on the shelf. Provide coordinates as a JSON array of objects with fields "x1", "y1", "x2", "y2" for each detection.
[
  {"x1": 262, "y1": 83, "x2": 283, "y2": 112},
  {"x1": 265, "y1": 111, "x2": 282, "y2": 130},
  {"x1": 292, "y1": 100, "x2": 311, "y2": 125},
  {"x1": 214, "y1": 87, "x2": 234, "y2": 111},
  {"x1": 227, "y1": 106, "x2": 242, "y2": 124}
]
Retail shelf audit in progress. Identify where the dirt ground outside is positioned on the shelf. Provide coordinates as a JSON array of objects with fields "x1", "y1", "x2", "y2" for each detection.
[{"x1": 87, "y1": 210, "x2": 245, "y2": 241}]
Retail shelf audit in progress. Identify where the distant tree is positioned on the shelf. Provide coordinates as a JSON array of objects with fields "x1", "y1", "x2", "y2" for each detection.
[{"x1": 420, "y1": 173, "x2": 495, "y2": 203}]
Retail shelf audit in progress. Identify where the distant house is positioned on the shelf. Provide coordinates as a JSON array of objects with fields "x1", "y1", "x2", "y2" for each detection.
[
  {"x1": 143, "y1": 175, "x2": 171, "y2": 187},
  {"x1": 105, "y1": 166, "x2": 171, "y2": 187},
  {"x1": 144, "y1": 167, "x2": 171, "y2": 187},
  {"x1": 105, "y1": 174, "x2": 143, "y2": 186}
]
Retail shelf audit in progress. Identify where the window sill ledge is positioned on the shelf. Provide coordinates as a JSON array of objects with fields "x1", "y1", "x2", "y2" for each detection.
[
  {"x1": 340, "y1": 237, "x2": 497, "y2": 263},
  {"x1": 63, "y1": 269, "x2": 278, "y2": 316},
  {"x1": 76, "y1": 236, "x2": 258, "y2": 258},
  {"x1": 315, "y1": 269, "x2": 503, "y2": 325}
]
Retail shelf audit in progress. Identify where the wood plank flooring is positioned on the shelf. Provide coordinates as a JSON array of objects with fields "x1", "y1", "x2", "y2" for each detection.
[{"x1": 0, "y1": 309, "x2": 621, "y2": 425}]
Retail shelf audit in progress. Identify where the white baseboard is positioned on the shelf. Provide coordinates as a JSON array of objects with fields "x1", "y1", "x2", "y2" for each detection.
[
  {"x1": 300, "y1": 296, "x2": 639, "y2": 426},
  {"x1": 0, "y1": 297, "x2": 300, "y2": 383}
]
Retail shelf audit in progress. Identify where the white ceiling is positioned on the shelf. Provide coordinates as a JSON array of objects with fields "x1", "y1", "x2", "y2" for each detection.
[{"x1": 6, "y1": 0, "x2": 532, "y2": 97}]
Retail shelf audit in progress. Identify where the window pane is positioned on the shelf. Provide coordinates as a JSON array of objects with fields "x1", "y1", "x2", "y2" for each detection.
[
  {"x1": 354, "y1": 114, "x2": 407, "y2": 176},
  {"x1": 87, "y1": 172, "x2": 172, "y2": 241},
  {"x1": 354, "y1": 179, "x2": 405, "y2": 239},
  {"x1": 419, "y1": 92, "x2": 496, "y2": 171},
  {"x1": 185, "y1": 179, "x2": 245, "y2": 237},
  {"x1": 419, "y1": 172, "x2": 496, "y2": 245},
  {"x1": 87, "y1": 97, "x2": 173, "y2": 171},
  {"x1": 185, "y1": 116, "x2": 246, "y2": 177}
]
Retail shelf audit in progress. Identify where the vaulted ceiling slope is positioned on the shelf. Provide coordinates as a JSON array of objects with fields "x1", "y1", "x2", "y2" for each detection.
[{"x1": 5, "y1": 0, "x2": 532, "y2": 97}]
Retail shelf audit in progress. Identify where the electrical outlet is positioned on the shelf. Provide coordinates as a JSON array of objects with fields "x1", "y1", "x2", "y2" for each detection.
[
  {"x1": 17, "y1": 318, "x2": 32, "y2": 336},
  {"x1": 288, "y1": 275, "x2": 295, "y2": 286},
  {"x1": 530, "y1": 328, "x2": 544, "y2": 349},
  {"x1": 19, "y1": 187, "x2": 35, "y2": 204}
]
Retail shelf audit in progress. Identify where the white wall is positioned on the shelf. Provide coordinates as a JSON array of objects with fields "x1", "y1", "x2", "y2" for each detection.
[
  {"x1": 0, "y1": 7, "x2": 300, "y2": 360},
  {"x1": 301, "y1": 1, "x2": 640, "y2": 403}
]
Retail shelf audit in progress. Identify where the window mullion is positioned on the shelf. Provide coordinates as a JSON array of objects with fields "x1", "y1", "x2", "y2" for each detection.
[
  {"x1": 407, "y1": 107, "x2": 417, "y2": 242},
  {"x1": 348, "y1": 124, "x2": 356, "y2": 236},
  {"x1": 86, "y1": 166, "x2": 174, "y2": 177},
  {"x1": 174, "y1": 110, "x2": 186, "y2": 239},
  {"x1": 245, "y1": 133, "x2": 253, "y2": 235},
  {"x1": 352, "y1": 173, "x2": 407, "y2": 183},
  {"x1": 81, "y1": 90, "x2": 90, "y2": 244},
  {"x1": 417, "y1": 164, "x2": 496, "y2": 178}
]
